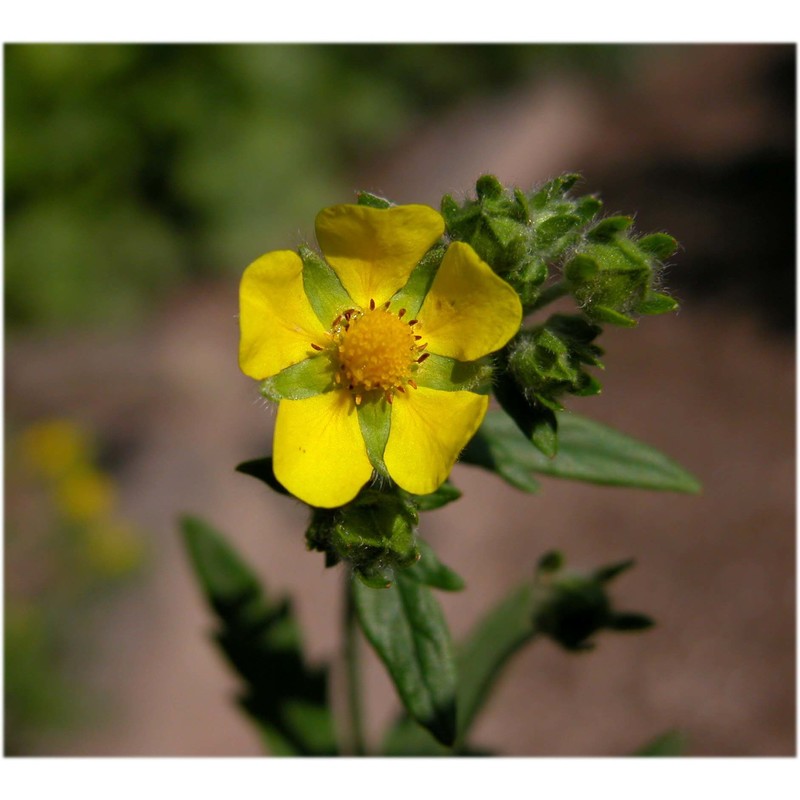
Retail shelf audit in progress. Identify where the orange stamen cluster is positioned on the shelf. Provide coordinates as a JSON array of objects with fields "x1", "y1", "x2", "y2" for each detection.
[{"x1": 328, "y1": 300, "x2": 428, "y2": 405}]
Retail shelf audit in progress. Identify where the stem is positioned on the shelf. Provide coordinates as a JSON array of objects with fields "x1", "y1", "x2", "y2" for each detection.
[
  {"x1": 528, "y1": 280, "x2": 569, "y2": 312},
  {"x1": 344, "y1": 575, "x2": 367, "y2": 756}
]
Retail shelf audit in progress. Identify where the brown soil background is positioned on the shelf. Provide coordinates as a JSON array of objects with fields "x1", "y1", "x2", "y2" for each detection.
[{"x1": 5, "y1": 44, "x2": 795, "y2": 756}]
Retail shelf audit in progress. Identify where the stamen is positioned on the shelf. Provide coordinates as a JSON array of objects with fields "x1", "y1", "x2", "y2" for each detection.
[
  {"x1": 398, "y1": 308, "x2": 406, "y2": 318},
  {"x1": 414, "y1": 335, "x2": 422, "y2": 341},
  {"x1": 386, "y1": 393, "x2": 394, "y2": 404},
  {"x1": 369, "y1": 298, "x2": 376, "y2": 311},
  {"x1": 408, "y1": 319, "x2": 418, "y2": 326},
  {"x1": 396, "y1": 385, "x2": 405, "y2": 393},
  {"x1": 408, "y1": 379, "x2": 418, "y2": 389},
  {"x1": 310, "y1": 343, "x2": 323, "y2": 351},
  {"x1": 417, "y1": 353, "x2": 430, "y2": 363},
  {"x1": 382, "y1": 300, "x2": 391, "y2": 310}
]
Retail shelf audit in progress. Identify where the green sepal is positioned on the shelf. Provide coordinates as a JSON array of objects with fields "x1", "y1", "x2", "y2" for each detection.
[
  {"x1": 587, "y1": 215, "x2": 634, "y2": 242},
  {"x1": 584, "y1": 305, "x2": 638, "y2": 327},
  {"x1": 415, "y1": 353, "x2": 493, "y2": 393},
  {"x1": 389, "y1": 244, "x2": 447, "y2": 318},
  {"x1": 356, "y1": 191, "x2": 393, "y2": 209},
  {"x1": 259, "y1": 355, "x2": 334, "y2": 401},
  {"x1": 408, "y1": 481, "x2": 462, "y2": 511},
  {"x1": 356, "y1": 395, "x2": 392, "y2": 478},
  {"x1": 305, "y1": 490, "x2": 420, "y2": 584},
  {"x1": 637, "y1": 232, "x2": 679, "y2": 260},
  {"x1": 462, "y1": 410, "x2": 701, "y2": 494},
  {"x1": 180, "y1": 516, "x2": 338, "y2": 755},
  {"x1": 592, "y1": 558, "x2": 635, "y2": 584},
  {"x1": 408, "y1": 539, "x2": 465, "y2": 592},
  {"x1": 299, "y1": 244, "x2": 352, "y2": 329},
  {"x1": 637, "y1": 291, "x2": 679, "y2": 315},
  {"x1": 354, "y1": 570, "x2": 457, "y2": 746},
  {"x1": 564, "y1": 253, "x2": 599, "y2": 282},
  {"x1": 235, "y1": 456, "x2": 289, "y2": 496},
  {"x1": 608, "y1": 612, "x2": 655, "y2": 631}
]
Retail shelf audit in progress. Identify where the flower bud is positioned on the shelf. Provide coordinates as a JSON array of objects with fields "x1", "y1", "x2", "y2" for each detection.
[
  {"x1": 532, "y1": 551, "x2": 653, "y2": 651},
  {"x1": 306, "y1": 490, "x2": 420, "y2": 588}
]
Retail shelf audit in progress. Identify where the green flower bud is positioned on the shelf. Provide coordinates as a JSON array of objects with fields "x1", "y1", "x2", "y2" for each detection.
[
  {"x1": 532, "y1": 551, "x2": 653, "y2": 651},
  {"x1": 564, "y1": 221, "x2": 679, "y2": 326},
  {"x1": 306, "y1": 490, "x2": 420, "y2": 588},
  {"x1": 505, "y1": 313, "x2": 604, "y2": 412}
]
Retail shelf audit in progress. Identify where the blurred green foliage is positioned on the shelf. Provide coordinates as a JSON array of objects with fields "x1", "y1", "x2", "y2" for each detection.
[{"x1": 5, "y1": 43, "x2": 626, "y2": 332}]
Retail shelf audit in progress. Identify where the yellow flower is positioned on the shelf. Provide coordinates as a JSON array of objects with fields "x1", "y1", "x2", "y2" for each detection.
[{"x1": 239, "y1": 203, "x2": 522, "y2": 508}]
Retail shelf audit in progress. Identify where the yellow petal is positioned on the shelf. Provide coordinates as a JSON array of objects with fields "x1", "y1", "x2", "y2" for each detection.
[
  {"x1": 239, "y1": 250, "x2": 328, "y2": 380},
  {"x1": 273, "y1": 390, "x2": 373, "y2": 507},
  {"x1": 383, "y1": 387, "x2": 489, "y2": 495},
  {"x1": 417, "y1": 242, "x2": 522, "y2": 361},
  {"x1": 315, "y1": 204, "x2": 444, "y2": 309}
]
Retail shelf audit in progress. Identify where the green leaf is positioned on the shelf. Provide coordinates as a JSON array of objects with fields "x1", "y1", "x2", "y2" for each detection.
[
  {"x1": 235, "y1": 457, "x2": 289, "y2": 496},
  {"x1": 354, "y1": 571, "x2": 457, "y2": 746},
  {"x1": 383, "y1": 581, "x2": 537, "y2": 754},
  {"x1": 587, "y1": 215, "x2": 634, "y2": 242},
  {"x1": 180, "y1": 516, "x2": 338, "y2": 755},
  {"x1": 408, "y1": 540, "x2": 465, "y2": 592},
  {"x1": 492, "y1": 369, "x2": 559, "y2": 458},
  {"x1": 462, "y1": 410, "x2": 701, "y2": 494},
  {"x1": 455, "y1": 583, "x2": 536, "y2": 739},
  {"x1": 634, "y1": 729, "x2": 687, "y2": 756}
]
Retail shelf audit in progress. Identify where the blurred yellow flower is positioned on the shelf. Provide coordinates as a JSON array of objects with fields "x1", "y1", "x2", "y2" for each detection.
[
  {"x1": 54, "y1": 466, "x2": 116, "y2": 523},
  {"x1": 239, "y1": 203, "x2": 522, "y2": 507},
  {"x1": 81, "y1": 521, "x2": 145, "y2": 578},
  {"x1": 19, "y1": 419, "x2": 90, "y2": 480}
]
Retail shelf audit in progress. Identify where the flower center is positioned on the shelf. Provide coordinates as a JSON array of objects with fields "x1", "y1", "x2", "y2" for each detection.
[{"x1": 331, "y1": 302, "x2": 427, "y2": 404}]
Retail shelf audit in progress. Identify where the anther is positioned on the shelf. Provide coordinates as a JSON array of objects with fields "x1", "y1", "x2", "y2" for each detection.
[
  {"x1": 369, "y1": 298, "x2": 376, "y2": 310},
  {"x1": 398, "y1": 308, "x2": 406, "y2": 318},
  {"x1": 386, "y1": 393, "x2": 394, "y2": 404},
  {"x1": 414, "y1": 335, "x2": 422, "y2": 341},
  {"x1": 408, "y1": 319, "x2": 418, "y2": 326},
  {"x1": 396, "y1": 385, "x2": 405, "y2": 393},
  {"x1": 408, "y1": 379, "x2": 418, "y2": 389},
  {"x1": 417, "y1": 353, "x2": 430, "y2": 363},
  {"x1": 383, "y1": 300, "x2": 391, "y2": 310},
  {"x1": 310, "y1": 343, "x2": 323, "y2": 351}
]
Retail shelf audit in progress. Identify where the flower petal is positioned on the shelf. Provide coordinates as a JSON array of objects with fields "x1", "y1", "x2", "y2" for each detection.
[
  {"x1": 239, "y1": 250, "x2": 329, "y2": 380},
  {"x1": 418, "y1": 241, "x2": 522, "y2": 361},
  {"x1": 273, "y1": 390, "x2": 373, "y2": 508},
  {"x1": 315, "y1": 204, "x2": 445, "y2": 309},
  {"x1": 383, "y1": 386, "x2": 489, "y2": 495}
]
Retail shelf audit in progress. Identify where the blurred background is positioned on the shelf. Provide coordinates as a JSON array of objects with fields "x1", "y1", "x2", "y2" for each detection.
[{"x1": 4, "y1": 43, "x2": 795, "y2": 756}]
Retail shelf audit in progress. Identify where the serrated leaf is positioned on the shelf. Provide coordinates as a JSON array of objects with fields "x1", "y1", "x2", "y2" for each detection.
[
  {"x1": 180, "y1": 516, "x2": 337, "y2": 755},
  {"x1": 463, "y1": 410, "x2": 701, "y2": 494},
  {"x1": 354, "y1": 572, "x2": 457, "y2": 746},
  {"x1": 408, "y1": 540, "x2": 465, "y2": 592},
  {"x1": 236, "y1": 457, "x2": 289, "y2": 496}
]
